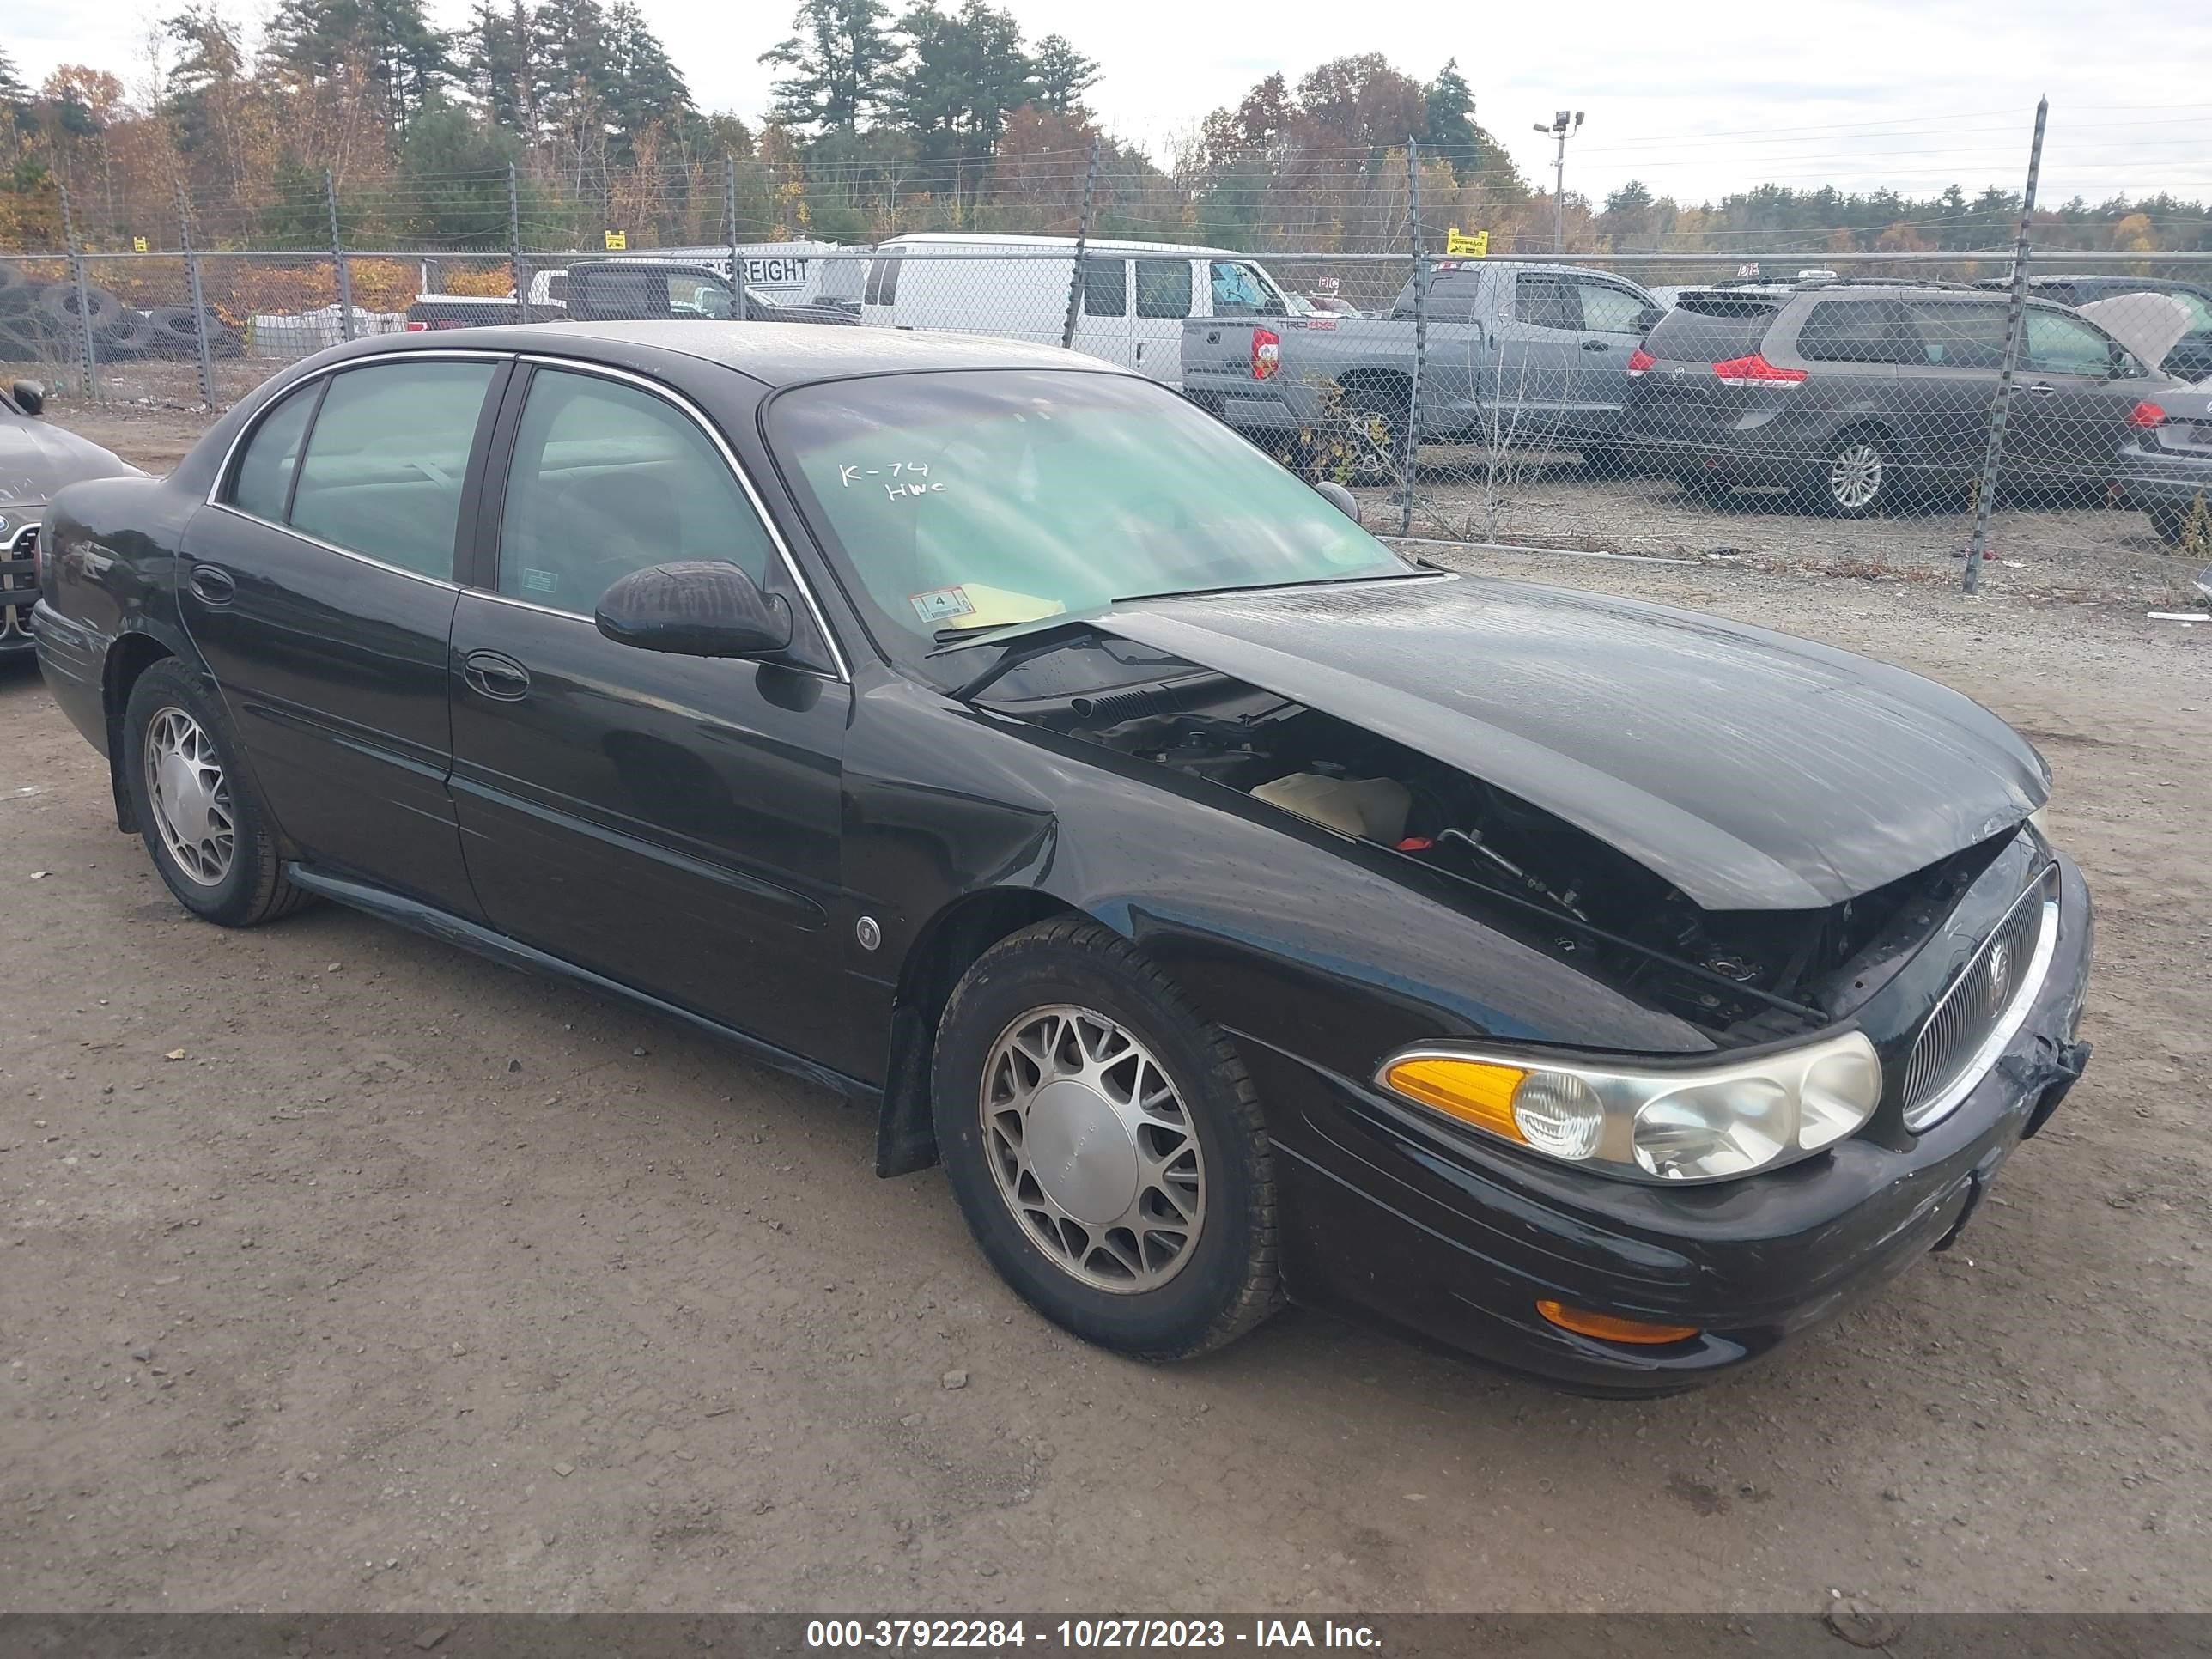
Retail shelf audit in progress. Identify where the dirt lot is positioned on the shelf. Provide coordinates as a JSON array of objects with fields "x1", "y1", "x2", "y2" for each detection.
[{"x1": 2, "y1": 407, "x2": 2209, "y2": 1617}]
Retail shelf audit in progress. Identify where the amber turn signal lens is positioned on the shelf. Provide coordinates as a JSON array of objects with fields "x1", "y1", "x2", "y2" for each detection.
[
  {"x1": 1380, "y1": 1057, "x2": 1527, "y2": 1141},
  {"x1": 1535, "y1": 1299, "x2": 1700, "y2": 1346}
]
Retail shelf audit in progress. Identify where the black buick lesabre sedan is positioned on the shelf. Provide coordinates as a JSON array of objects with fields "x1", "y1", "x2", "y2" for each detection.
[{"x1": 33, "y1": 323, "x2": 2094, "y2": 1393}]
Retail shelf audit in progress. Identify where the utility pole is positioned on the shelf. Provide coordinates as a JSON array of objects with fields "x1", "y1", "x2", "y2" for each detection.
[{"x1": 1533, "y1": 109, "x2": 1583, "y2": 253}]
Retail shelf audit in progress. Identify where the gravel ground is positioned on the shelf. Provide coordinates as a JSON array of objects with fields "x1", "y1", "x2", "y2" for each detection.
[{"x1": 1, "y1": 410, "x2": 2208, "y2": 1617}]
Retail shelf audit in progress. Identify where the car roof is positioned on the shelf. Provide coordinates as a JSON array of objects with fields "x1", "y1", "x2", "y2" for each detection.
[
  {"x1": 312, "y1": 319, "x2": 1123, "y2": 387},
  {"x1": 878, "y1": 231, "x2": 1246, "y2": 258}
]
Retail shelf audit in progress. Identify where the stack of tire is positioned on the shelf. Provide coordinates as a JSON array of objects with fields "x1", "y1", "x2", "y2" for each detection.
[{"x1": 0, "y1": 263, "x2": 243, "y2": 365}]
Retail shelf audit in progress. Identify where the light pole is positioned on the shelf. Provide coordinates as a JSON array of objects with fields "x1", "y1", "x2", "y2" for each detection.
[{"x1": 1533, "y1": 109, "x2": 1583, "y2": 252}]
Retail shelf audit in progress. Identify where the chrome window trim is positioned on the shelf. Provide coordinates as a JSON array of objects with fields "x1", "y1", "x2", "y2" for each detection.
[
  {"x1": 1901, "y1": 863, "x2": 2063, "y2": 1133},
  {"x1": 204, "y1": 349, "x2": 513, "y2": 514},
  {"x1": 201, "y1": 503, "x2": 464, "y2": 592},
  {"x1": 514, "y1": 353, "x2": 850, "y2": 682}
]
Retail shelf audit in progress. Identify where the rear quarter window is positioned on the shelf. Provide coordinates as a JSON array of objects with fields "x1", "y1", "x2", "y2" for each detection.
[{"x1": 1644, "y1": 301, "x2": 1778, "y2": 362}]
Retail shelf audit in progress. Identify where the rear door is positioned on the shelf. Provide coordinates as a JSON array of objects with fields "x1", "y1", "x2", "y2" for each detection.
[
  {"x1": 1132, "y1": 258, "x2": 1194, "y2": 382},
  {"x1": 179, "y1": 354, "x2": 506, "y2": 915},
  {"x1": 1496, "y1": 271, "x2": 1586, "y2": 442},
  {"x1": 1069, "y1": 254, "x2": 1134, "y2": 368},
  {"x1": 447, "y1": 361, "x2": 853, "y2": 1060},
  {"x1": 1894, "y1": 299, "x2": 2009, "y2": 484}
]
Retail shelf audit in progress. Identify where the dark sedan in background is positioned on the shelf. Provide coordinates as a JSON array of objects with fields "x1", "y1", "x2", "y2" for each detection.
[
  {"x1": 0, "y1": 377, "x2": 142, "y2": 656},
  {"x1": 32, "y1": 322, "x2": 2092, "y2": 1392}
]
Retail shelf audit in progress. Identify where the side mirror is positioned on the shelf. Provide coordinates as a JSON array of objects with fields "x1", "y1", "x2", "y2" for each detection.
[
  {"x1": 594, "y1": 560, "x2": 794, "y2": 659},
  {"x1": 11, "y1": 380, "x2": 44, "y2": 417},
  {"x1": 1314, "y1": 480, "x2": 1363, "y2": 524}
]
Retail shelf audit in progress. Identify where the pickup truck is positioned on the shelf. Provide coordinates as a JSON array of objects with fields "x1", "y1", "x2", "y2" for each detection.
[{"x1": 1181, "y1": 260, "x2": 1665, "y2": 476}]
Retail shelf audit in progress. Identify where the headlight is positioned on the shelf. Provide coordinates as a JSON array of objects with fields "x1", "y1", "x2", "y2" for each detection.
[{"x1": 1377, "y1": 1030, "x2": 1884, "y2": 1184}]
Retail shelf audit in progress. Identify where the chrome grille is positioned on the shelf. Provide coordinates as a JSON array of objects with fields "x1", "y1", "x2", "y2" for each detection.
[
  {"x1": 1901, "y1": 863, "x2": 2061, "y2": 1131},
  {"x1": 1, "y1": 523, "x2": 35, "y2": 639}
]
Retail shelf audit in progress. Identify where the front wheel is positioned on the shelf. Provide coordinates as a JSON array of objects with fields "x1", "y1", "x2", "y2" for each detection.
[
  {"x1": 122, "y1": 659, "x2": 313, "y2": 927},
  {"x1": 932, "y1": 917, "x2": 1282, "y2": 1360}
]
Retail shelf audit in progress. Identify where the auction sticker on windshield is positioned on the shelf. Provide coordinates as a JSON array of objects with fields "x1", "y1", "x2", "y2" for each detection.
[{"x1": 910, "y1": 586, "x2": 977, "y2": 624}]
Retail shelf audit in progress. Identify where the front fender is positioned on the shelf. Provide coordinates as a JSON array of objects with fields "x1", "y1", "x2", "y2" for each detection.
[{"x1": 844, "y1": 673, "x2": 1710, "y2": 1158}]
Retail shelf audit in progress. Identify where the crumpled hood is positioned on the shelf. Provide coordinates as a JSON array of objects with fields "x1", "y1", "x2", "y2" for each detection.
[
  {"x1": 1097, "y1": 574, "x2": 2048, "y2": 911},
  {"x1": 0, "y1": 416, "x2": 143, "y2": 516}
]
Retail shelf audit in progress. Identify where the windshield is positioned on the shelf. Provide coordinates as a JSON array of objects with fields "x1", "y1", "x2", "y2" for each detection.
[{"x1": 769, "y1": 369, "x2": 1409, "y2": 668}]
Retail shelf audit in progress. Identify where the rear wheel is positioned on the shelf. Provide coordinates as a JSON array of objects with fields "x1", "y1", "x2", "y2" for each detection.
[
  {"x1": 1344, "y1": 394, "x2": 1407, "y2": 485},
  {"x1": 932, "y1": 917, "x2": 1281, "y2": 1360},
  {"x1": 1813, "y1": 428, "x2": 1893, "y2": 518},
  {"x1": 122, "y1": 659, "x2": 313, "y2": 927}
]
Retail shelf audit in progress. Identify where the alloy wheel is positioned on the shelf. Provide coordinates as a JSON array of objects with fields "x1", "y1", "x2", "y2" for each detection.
[
  {"x1": 979, "y1": 1005, "x2": 1206, "y2": 1293},
  {"x1": 144, "y1": 706, "x2": 234, "y2": 886},
  {"x1": 1829, "y1": 441, "x2": 1885, "y2": 510}
]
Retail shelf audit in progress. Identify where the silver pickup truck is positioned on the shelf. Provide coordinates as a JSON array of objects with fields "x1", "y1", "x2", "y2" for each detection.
[{"x1": 1182, "y1": 260, "x2": 1666, "y2": 473}]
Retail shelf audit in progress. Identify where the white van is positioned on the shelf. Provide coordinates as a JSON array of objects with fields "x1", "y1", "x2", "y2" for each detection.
[{"x1": 860, "y1": 234, "x2": 1291, "y2": 386}]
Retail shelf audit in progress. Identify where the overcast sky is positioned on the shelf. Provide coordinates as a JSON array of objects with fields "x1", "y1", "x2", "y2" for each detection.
[{"x1": 10, "y1": 0, "x2": 2210, "y2": 205}]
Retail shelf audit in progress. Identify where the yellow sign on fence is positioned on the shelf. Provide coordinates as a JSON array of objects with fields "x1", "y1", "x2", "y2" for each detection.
[
  {"x1": 131, "y1": 235, "x2": 148, "y2": 253},
  {"x1": 604, "y1": 230, "x2": 629, "y2": 252},
  {"x1": 1445, "y1": 228, "x2": 1489, "y2": 258}
]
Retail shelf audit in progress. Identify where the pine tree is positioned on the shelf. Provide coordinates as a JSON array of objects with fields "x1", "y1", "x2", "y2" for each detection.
[
  {"x1": 890, "y1": 0, "x2": 1035, "y2": 179},
  {"x1": 262, "y1": 0, "x2": 455, "y2": 129},
  {"x1": 1424, "y1": 59, "x2": 1478, "y2": 174},
  {"x1": 1030, "y1": 34, "x2": 1097, "y2": 118},
  {"x1": 760, "y1": 0, "x2": 897, "y2": 138},
  {"x1": 604, "y1": 0, "x2": 695, "y2": 158}
]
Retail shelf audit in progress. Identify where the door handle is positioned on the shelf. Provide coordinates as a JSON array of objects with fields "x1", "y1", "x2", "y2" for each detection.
[
  {"x1": 1581, "y1": 339, "x2": 1613, "y2": 351},
  {"x1": 2010, "y1": 381, "x2": 2057, "y2": 395},
  {"x1": 461, "y1": 649, "x2": 532, "y2": 702},
  {"x1": 188, "y1": 564, "x2": 236, "y2": 605}
]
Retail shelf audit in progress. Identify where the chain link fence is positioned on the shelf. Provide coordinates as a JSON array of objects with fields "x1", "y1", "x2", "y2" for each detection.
[{"x1": 6, "y1": 171, "x2": 2209, "y2": 588}]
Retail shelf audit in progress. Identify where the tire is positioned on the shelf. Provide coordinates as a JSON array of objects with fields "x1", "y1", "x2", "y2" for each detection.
[
  {"x1": 2144, "y1": 504, "x2": 2185, "y2": 546},
  {"x1": 932, "y1": 916, "x2": 1282, "y2": 1360},
  {"x1": 38, "y1": 282, "x2": 123, "y2": 333},
  {"x1": 1342, "y1": 392, "x2": 1407, "y2": 485},
  {"x1": 1811, "y1": 428, "x2": 1893, "y2": 518},
  {"x1": 121, "y1": 659, "x2": 314, "y2": 927},
  {"x1": 0, "y1": 282, "x2": 33, "y2": 318},
  {"x1": 95, "y1": 316, "x2": 152, "y2": 360}
]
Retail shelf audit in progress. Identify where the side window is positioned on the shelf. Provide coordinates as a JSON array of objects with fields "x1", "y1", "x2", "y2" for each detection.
[
  {"x1": 1420, "y1": 268, "x2": 1485, "y2": 321},
  {"x1": 1208, "y1": 261, "x2": 1279, "y2": 316},
  {"x1": 287, "y1": 361, "x2": 495, "y2": 579},
  {"x1": 228, "y1": 382, "x2": 319, "y2": 522},
  {"x1": 869, "y1": 255, "x2": 902, "y2": 307},
  {"x1": 1796, "y1": 300, "x2": 1911, "y2": 364},
  {"x1": 1081, "y1": 257, "x2": 1127, "y2": 317},
  {"x1": 1516, "y1": 274, "x2": 1579, "y2": 331},
  {"x1": 497, "y1": 368, "x2": 777, "y2": 618},
  {"x1": 2024, "y1": 310, "x2": 2115, "y2": 375},
  {"x1": 1135, "y1": 259, "x2": 1193, "y2": 319},
  {"x1": 1576, "y1": 280, "x2": 1650, "y2": 335},
  {"x1": 1905, "y1": 302, "x2": 2011, "y2": 371}
]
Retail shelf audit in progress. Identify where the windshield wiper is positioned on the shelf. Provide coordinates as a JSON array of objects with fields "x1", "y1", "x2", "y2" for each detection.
[{"x1": 1111, "y1": 568, "x2": 1437, "y2": 605}]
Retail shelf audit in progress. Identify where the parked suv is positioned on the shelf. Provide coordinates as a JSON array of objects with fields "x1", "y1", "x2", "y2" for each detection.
[{"x1": 1623, "y1": 283, "x2": 2182, "y2": 516}]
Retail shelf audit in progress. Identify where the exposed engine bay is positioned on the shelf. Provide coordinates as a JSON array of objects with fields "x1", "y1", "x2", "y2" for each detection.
[{"x1": 995, "y1": 658, "x2": 2006, "y2": 1042}]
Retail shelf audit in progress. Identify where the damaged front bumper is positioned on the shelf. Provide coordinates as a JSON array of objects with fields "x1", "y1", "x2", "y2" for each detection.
[{"x1": 1240, "y1": 853, "x2": 2095, "y2": 1395}]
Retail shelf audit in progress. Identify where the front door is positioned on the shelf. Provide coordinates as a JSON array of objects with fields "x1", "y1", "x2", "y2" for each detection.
[
  {"x1": 447, "y1": 362, "x2": 852, "y2": 1061},
  {"x1": 2007, "y1": 308, "x2": 2142, "y2": 501},
  {"x1": 178, "y1": 355, "x2": 506, "y2": 915}
]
